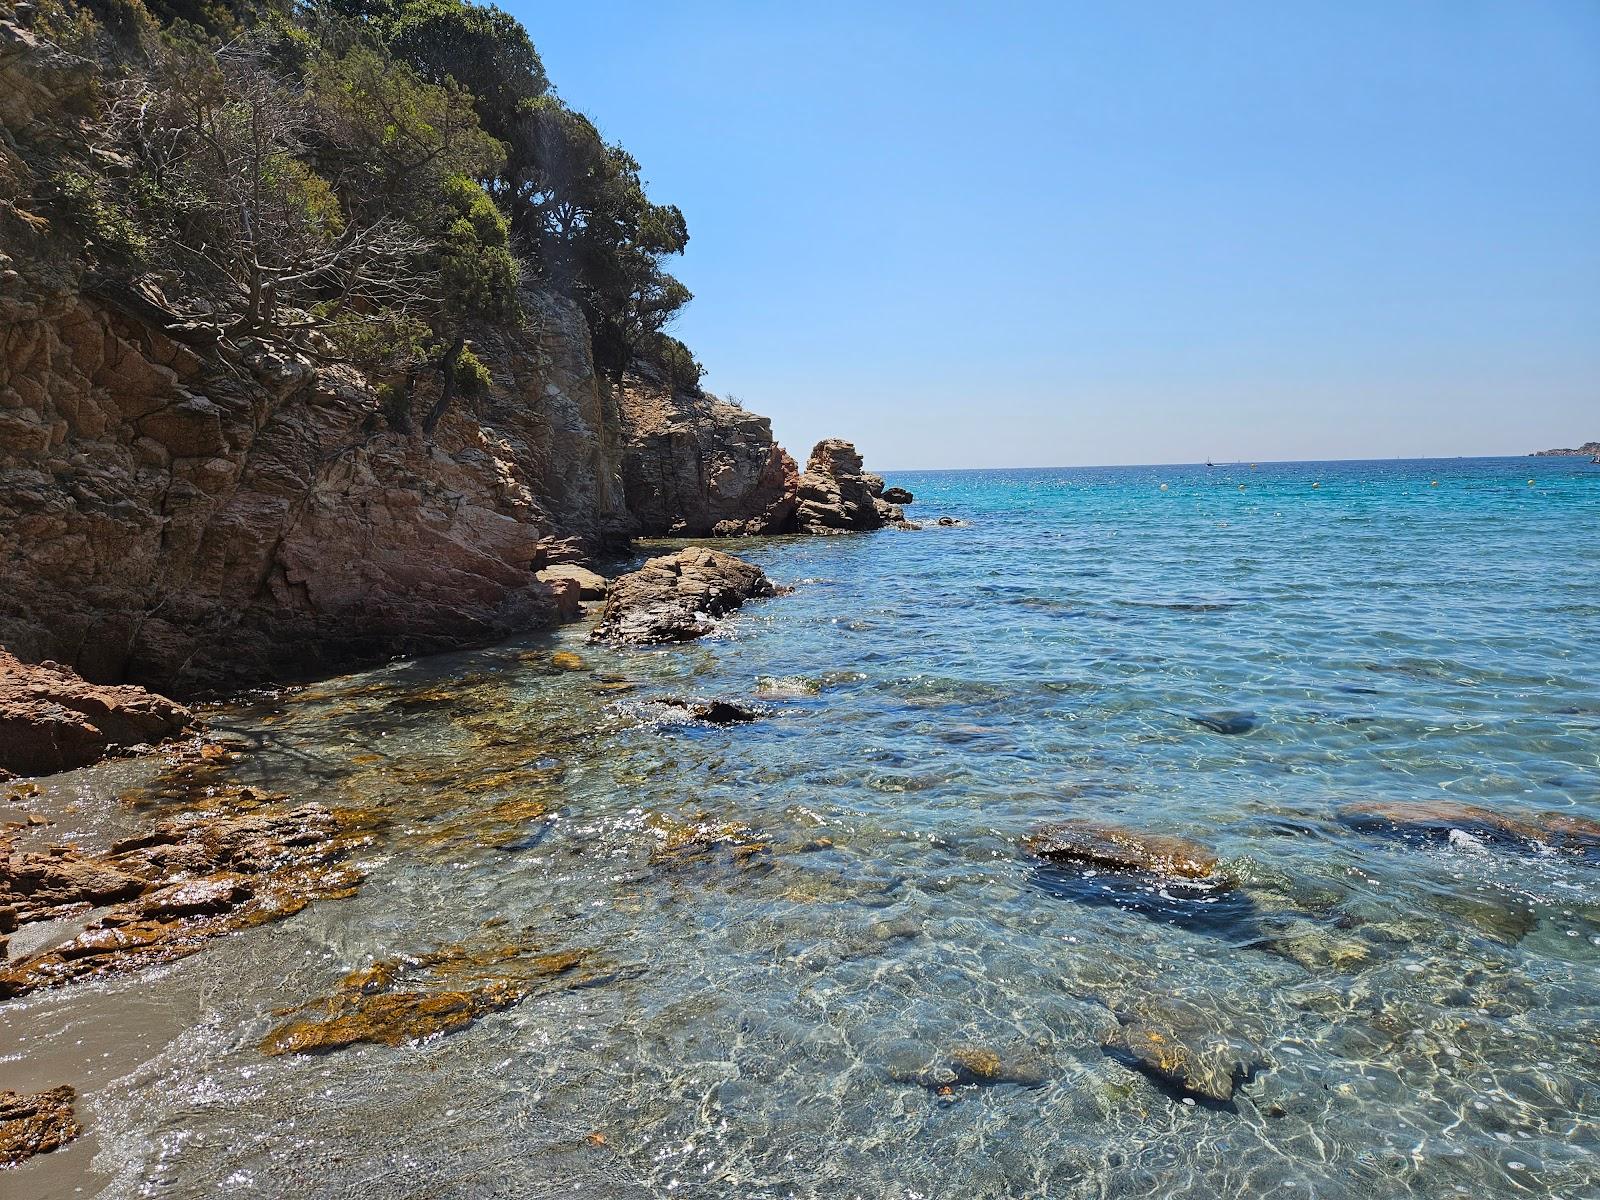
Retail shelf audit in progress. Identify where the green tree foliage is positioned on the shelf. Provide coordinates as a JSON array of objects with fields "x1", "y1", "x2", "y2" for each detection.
[{"x1": 35, "y1": 0, "x2": 703, "y2": 429}]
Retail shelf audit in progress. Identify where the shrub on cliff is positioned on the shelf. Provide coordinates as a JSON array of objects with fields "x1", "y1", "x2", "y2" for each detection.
[{"x1": 14, "y1": 0, "x2": 700, "y2": 414}]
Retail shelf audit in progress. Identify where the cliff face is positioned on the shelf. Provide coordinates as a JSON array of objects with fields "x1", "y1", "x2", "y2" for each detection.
[
  {"x1": 0, "y1": 267, "x2": 629, "y2": 692},
  {"x1": 618, "y1": 379, "x2": 798, "y2": 536}
]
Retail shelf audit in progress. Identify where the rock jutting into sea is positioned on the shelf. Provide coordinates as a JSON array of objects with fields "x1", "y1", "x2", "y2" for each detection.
[
  {"x1": 589, "y1": 547, "x2": 782, "y2": 645},
  {"x1": 793, "y1": 439, "x2": 916, "y2": 534}
]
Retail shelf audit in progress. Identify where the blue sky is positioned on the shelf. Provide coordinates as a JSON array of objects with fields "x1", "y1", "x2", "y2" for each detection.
[{"x1": 509, "y1": 1, "x2": 1600, "y2": 468}]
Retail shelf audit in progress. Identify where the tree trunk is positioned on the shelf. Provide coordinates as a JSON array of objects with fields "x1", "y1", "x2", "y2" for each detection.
[{"x1": 421, "y1": 335, "x2": 466, "y2": 437}]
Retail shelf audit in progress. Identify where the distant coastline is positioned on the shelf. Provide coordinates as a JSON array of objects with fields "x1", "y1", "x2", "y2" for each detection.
[{"x1": 1529, "y1": 440, "x2": 1600, "y2": 457}]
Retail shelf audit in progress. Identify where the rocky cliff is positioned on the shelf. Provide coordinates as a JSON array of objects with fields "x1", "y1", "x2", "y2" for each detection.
[
  {"x1": 0, "y1": 259, "x2": 636, "y2": 691},
  {"x1": 0, "y1": 16, "x2": 901, "y2": 699},
  {"x1": 1530, "y1": 441, "x2": 1600, "y2": 457},
  {"x1": 618, "y1": 378, "x2": 798, "y2": 536}
]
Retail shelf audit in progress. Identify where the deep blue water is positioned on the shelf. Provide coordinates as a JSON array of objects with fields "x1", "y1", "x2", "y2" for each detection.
[{"x1": 6, "y1": 456, "x2": 1599, "y2": 1199}]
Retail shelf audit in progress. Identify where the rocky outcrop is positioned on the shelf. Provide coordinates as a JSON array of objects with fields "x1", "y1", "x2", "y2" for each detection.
[
  {"x1": 535, "y1": 563, "x2": 607, "y2": 600},
  {"x1": 0, "y1": 649, "x2": 192, "y2": 776},
  {"x1": 590, "y1": 547, "x2": 779, "y2": 644},
  {"x1": 0, "y1": 14, "x2": 919, "y2": 699},
  {"x1": 793, "y1": 439, "x2": 912, "y2": 534},
  {"x1": 618, "y1": 377, "x2": 798, "y2": 536},
  {"x1": 1530, "y1": 441, "x2": 1600, "y2": 456}
]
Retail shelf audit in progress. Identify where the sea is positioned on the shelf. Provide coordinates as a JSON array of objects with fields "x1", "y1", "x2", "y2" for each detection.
[{"x1": 6, "y1": 455, "x2": 1598, "y2": 1199}]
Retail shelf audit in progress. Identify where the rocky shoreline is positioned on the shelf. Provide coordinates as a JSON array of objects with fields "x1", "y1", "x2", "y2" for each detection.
[{"x1": 1529, "y1": 440, "x2": 1600, "y2": 456}]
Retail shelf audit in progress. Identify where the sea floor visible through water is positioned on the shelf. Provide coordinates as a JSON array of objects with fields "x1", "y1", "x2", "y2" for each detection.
[{"x1": 4, "y1": 456, "x2": 1598, "y2": 1199}]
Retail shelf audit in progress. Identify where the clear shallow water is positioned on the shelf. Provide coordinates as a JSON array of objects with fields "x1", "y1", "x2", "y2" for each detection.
[{"x1": 5, "y1": 456, "x2": 1599, "y2": 1199}]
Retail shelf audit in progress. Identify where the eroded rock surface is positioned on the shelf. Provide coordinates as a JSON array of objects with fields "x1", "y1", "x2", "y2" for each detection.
[
  {"x1": 0, "y1": 1084, "x2": 82, "y2": 1167},
  {"x1": 536, "y1": 563, "x2": 608, "y2": 600},
  {"x1": 590, "y1": 547, "x2": 779, "y2": 644},
  {"x1": 793, "y1": 439, "x2": 913, "y2": 534},
  {"x1": 0, "y1": 650, "x2": 192, "y2": 777},
  {"x1": 0, "y1": 802, "x2": 376, "y2": 997},
  {"x1": 619, "y1": 378, "x2": 798, "y2": 536}
]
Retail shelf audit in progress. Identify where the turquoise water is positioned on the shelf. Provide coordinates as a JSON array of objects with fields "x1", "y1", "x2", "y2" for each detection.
[{"x1": 6, "y1": 456, "x2": 1599, "y2": 1198}]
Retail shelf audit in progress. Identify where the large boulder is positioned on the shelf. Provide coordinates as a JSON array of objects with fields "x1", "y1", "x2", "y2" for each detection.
[
  {"x1": 590, "y1": 547, "x2": 779, "y2": 644},
  {"x1": 0, "y1": 649, "x2": 192, "y2": 776},
  {"x1": 793, "y1": 439, "x2": 912, "y2": 534}
]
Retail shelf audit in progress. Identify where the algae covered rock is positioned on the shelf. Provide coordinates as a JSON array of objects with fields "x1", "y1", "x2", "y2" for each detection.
[
  {"x1": 261, "y1": 939, "x2": 589, "y2": 1056},
  {"x1": 0, "y1": 1084, "x2": 83, "y2": 1166}
]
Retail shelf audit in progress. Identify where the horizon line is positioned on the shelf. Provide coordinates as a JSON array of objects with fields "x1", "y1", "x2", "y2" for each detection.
[{"x1": 871, "y1": 452, "x2": 1578, "y2": 473}]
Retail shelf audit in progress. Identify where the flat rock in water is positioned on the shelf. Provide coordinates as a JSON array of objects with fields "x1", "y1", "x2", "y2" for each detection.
[
  {"x1": 589, "y1": 547, "x2": 780, "y2": 645},
  {"x1": 656, "y1": 697, "x2": 763, "y2": 724}
]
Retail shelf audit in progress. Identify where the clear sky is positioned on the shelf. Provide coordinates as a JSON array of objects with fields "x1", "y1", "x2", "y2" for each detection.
[{"x1": 507, "y1": 0, "x2": 1600, "y2": 469}]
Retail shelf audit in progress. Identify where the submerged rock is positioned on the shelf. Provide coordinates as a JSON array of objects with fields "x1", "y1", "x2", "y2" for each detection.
[
  {"x1": 0, "y1": 1084, "x2": 83, "y2": 1166},
  {"x1": 261, "y1": 938, "x2": 589, "y2": 1056},
  {"x1": 1025, "y1": 820, "x2": 1251, "y2": 934},
  {"x1": 885, "y1": 1042, "x2": 1051, "y2": 1091},
  {"x1": 0, "y1": 804, "x2": 377, "y2": 998},
  {"x1": 1025, "y1": 821, "x2": 1227, "y2": 881},
  {"x1": 1102, "y1": 998, "x2": 1262, "y2": 1104},
  {"x1": 589, "y1": 547, "x2": 780, "y2": 644},
  {"x1": 0, "y1": 649, "x2": 193, "y2": 777},
  {"x1": 1339, "y1": 800, "x2": 1600, "y2": 859},
  {"x1": 1187, "y1": 709, "x2": 1259, "y2": 736},
  {"x1": 646, "y1": 812, "x2": 770, "y2": 871}
]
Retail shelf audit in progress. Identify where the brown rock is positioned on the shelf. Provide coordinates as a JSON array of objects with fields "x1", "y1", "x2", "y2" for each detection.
[
  {"x1": 619, "y1": 380, "x2": 798, "y2": 536},
  {"x1": 1339, "y1": 800, "x2": 1600, "y2": 857},
  {"x1": 0, "y1": 804, "x2": 376, "y2": 998},
  {"x1": 261, "y1": 939, "x2": 588, "y2": 1056},
  {"x1": 590, "y1": 547, "x2": 780, "y2": 644},
  {"x1": 0, "y1": 649, "x2": 192, "y2": 777},
  {"x1": 0, "y1": 1084, "x2": 83, "y2": 1166},
  {"x1": 792, "y1": 439, "x2": 907, "y2": 534},
  {"x1": 1024, "y1": 821, "x2": 1227, "y2": 882},
  {"x1": 881, "y1": 486, "x2": 914, "y2": 505},
  {"x1": 536, "y1": 563, "x2": 608, "y2": 599}
]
